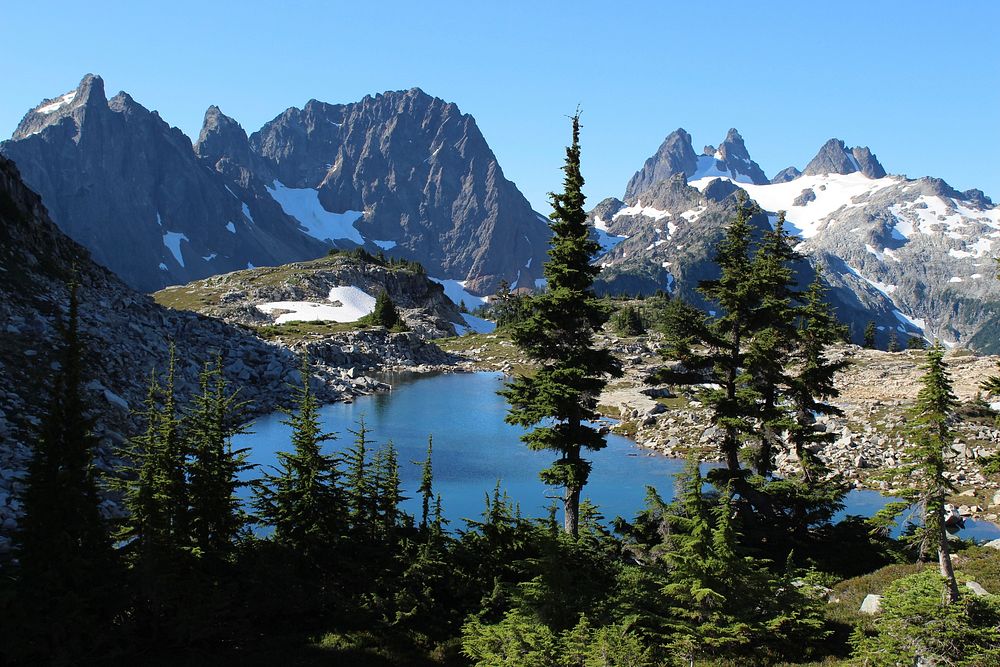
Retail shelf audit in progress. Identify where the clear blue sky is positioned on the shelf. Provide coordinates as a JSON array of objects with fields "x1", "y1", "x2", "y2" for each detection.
[{"x1": 4, "y1": 1, "x2": 998, "y2": 211}]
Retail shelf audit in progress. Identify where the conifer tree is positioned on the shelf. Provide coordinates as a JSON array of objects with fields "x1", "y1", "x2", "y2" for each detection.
[
  {"x1": 980, "y1": 360, "x2": 1000, "y2": 404},
  {"x1": 904, "y1": 342, "x2": 960, "y2": 602},
  {"x1": 418, "y1": 436, "x2": 434, "y2": 532},
  {"x1": 657, "y1": 195, "x2": 764, "y2": 476},
  {"x1": 370, "y1": 289, "x2": 401, "y2": 329},
  {"x1": 13, "y1": 282, "x2": 118, "y2": 661},
  {"x1": 254, "y1": 355, "x2": 343, "y2": 564},
  {"x1": 114, "y1": 347, "x2": 192, "y2": 638},
  {"x1": 343, "y1": 417, "x2": 376, "y2": 539},
  {"x1": 887, "y1": 331, "x2": 900, "y2": 352},
  {"x1": 788, "y1": 272, "x2": 849, "y2": 483},
  {"x1": 863, "y1": 320, "x2": 877, "y2": 348},
  {"x1": 746, "y1": 213, "x2": 801, "y2": 476},
  {"x1": 501, "y1": 112, "x2": 622, "y2": 536},
  {"x1": 186, "y1": 356, "x2": 251, "y2": 561},
  {"x1": 373, "y1": 441, "x2": 405, "y2": 540}
]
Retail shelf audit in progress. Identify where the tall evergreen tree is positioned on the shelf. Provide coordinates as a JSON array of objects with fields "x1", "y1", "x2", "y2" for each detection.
[
  {"x1": 657, "y1": 195, "x2": 763, "y2": 477},
  {"x1": 343, "y1": 417, "x2": 376, "y2": 540},
  {"x1": 746, "y1": 213, "x2": 801, "y2": 477},
  {"x1": 887, "y1": 331, "x2": 900, "y2": 352},
  {"x1": 501, "y1": 113, "x2": 622, "y2": 536},
  {"x1": 904, "y1": 342, "x2": 960, "y2": 602},
  {"x1": 12, "y1": 282, "x2": 118, "y2": 662},
  {"x1": 863, "y1": 320, "x2": 877, "y2": 349},
  {"x1": 788, "y1": 271, "x2": 849, "y2": 483},
  {"x1": 418, "y1": 436, "x2": 434, "y2": 532},
  {"x1": 114, "y1": 347, "x2": 192, "y2": 640},
  {"x1": 186, "y1": 356, "x2": 251, "y2": 562},
  {"x1": 254, "y1": 355, "x2": 342, "y2": 562}
]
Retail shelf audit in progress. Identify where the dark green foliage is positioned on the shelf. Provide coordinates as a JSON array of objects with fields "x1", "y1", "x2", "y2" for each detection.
[
  {"x1": 482, "y1": 278, "x2": 532, "y2": 329},
  {"x1": 878, "y1": 343, "x2": 961, "y2": 603},
  {"x1": 887, "y1": 330, "x2": 900, "y2": 352},
  {"x1": 863, "y1": 320, "x2": 877, "y2": 348},
  {"x1": 851, "y1": 569, "x2": 1000, "y2": 666},
  {"x1": 616, "y1": 461, "x2": 832, "y2": 665},
  {"x1": 365, "y1": 289, "x2": 402, "y2": 329},
  {"x1": 253, "y1": 355, "x2": 343, "y2": 565},
  {"x1": 501, "y1": 114, "x2": 622, "y2": 536},
  {"x1": 788, "y1": 271, "x2": 850, "y2": 483},
  {"x1": 981, "y1": 359, "x2": 1000, "y2": 404},
  {"x1": 610, "y1": 304, "x2": 645, "y2": 336},
  {"x1": 9, "y1": 282, "x2": 119, "y2": 663},
  {"x1": 186, "y1": 356, "x2": 252, "y2": 562},
  {"x1": 907, "y1": 335, "x2": 928, "y2": 350},
  {"x1": 907, "y1": 343, "x2": 961, "y2": 600}
]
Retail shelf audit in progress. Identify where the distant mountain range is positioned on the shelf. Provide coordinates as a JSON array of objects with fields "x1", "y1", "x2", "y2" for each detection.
[
  {"x1": 590, "y1": 128, "x2": 1000, "y2": 352},
  {"x1": 3, "y1": 75, "x2": 998, "y2": 351},
  {"x1": 1, "y1": 75, "x2": 549, "y2": 294}
]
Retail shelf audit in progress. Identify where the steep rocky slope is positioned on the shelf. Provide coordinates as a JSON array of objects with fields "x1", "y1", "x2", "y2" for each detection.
[
  {"x1": 0, "y1": 155, "x2": 385, "y2": 556},
  {"x1": 1, "y1": 75, "x2": 549, "y2": 295}
]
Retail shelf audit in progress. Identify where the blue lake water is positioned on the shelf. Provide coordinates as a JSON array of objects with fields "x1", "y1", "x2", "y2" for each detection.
[{"x1": 234, "y1": 371, "x2": 1000, "y2": 542}]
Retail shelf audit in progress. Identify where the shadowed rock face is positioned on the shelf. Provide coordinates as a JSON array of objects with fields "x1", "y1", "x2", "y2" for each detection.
[
  {"x1": 2, "y1": 77, "x2": 550, "y2": 295},
  {"x1": 625, "y1": 129, "x2": 699, "y2": 200}
]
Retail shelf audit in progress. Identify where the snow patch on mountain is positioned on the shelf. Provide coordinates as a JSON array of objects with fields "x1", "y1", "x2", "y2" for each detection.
[
  {"x1": 593, "y1": 215, "x2": 628, "y2": 255},
  {"x1": 162, "y1": 231, "x2": 189, "y2": 268},
  {"x1": 241, "y1": 202, "x2": 254, "y2": 224},
  {"x1": 454, "y1": 314, "x2": 496, "y2": 335},
  {"x1": 430, "y1": 278, "x2": 489, "y2": 308},
  {"x1": 267, "y1": 180, "x2": 364, "y2": 244},
  {"x1": 372, "y1": 239, "x2": 397, "y2": 250},
  {"x1": 256, "y1": 285, "x2": 377, "y2": 324},
  {"x1": 614, "y1": 201, "x2": 671, "y2": 221},
  {"x1": 36, "y1": 91, "x2": 77, "y2": 115},
  {"x1": 688, "y1": 172, "x2": 900, "y2": 238},
  {"x1": 690, "y1": 154, "x2": 756, "y2": 184}
]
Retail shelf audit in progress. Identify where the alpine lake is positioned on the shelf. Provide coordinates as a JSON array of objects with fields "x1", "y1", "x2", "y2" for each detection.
[{"x1": 234, "y1": 371, "x2": 1000, "y2": 542}]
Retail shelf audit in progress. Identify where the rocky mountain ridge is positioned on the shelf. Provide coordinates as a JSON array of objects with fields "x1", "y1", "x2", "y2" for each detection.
[
  {"x1": 591, "y1": 128, "x2": 999, "y2": 351},
  {"x1": 2, "y1": 75, "x2": 549, "y2": 294}
]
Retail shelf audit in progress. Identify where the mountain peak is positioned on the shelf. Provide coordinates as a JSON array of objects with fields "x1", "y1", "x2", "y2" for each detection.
[
  {"x1": 624, "y1": 129, "x2": 697, "y2": 200},
  {"x1": 10, "y1": 73, "x2": 107, "y2": 140},
  {"x1": 625, "y1": 127, "x2": 770, "y2": 198},
  {"x1": 194, "y1": 105, "x2": 251, "y2": 166},
  {"x1": 803, "y1": 138, "x2": 886, "y2": 178}
]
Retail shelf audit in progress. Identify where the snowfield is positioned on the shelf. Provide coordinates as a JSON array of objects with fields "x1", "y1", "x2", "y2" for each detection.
[
  {"x1": 162, "y1": 231, "x2": 189, "y2": 268},
  {"x1": 687, "y1": 172, "x2": 901, "y2": 238},
  {"x1": 454, "y1": 314, "x2": 496, "y2": 335},
  {"x1": 429, "y1": 278, "x2": 489, "y2": 308},
  {"x1": 267, "y1": 180, "x2": 364, "y2": 244},
  {"x1": 256, "y1": 286, "x2": 377, "y2": 324}
]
